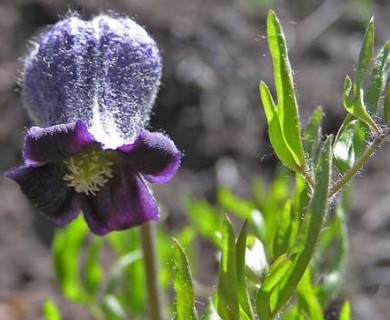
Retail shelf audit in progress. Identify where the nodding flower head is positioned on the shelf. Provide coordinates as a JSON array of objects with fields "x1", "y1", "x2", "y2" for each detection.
[
  {"x1": 23, "y1": 14, "x2": 162, "y2": 147},
  {"x1": 7, "y1": 14, "x2": 181, "y2": 235}
]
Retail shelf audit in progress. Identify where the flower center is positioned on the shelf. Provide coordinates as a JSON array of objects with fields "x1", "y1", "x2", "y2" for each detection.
[{"x1": 63, "y1": 147, "x2": 114, "y2": 196}]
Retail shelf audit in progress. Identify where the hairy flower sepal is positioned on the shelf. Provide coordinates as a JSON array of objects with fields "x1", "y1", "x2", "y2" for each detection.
[
  {"x1": 23, "y1": 14, "x2": 162, "y2": 146},
  {"x1": 6, "y1": 121, "x2": 180, "y2": 235}
]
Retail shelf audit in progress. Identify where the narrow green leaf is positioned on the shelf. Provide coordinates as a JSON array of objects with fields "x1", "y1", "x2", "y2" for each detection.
[
  {"x1": 249, "y1": 178, "x2": 268, "y2": 243},
  {"x1": 217, "y1": 188, "x2": 255, "y2": 220},
  {"x1": 303, "y1": 106, "x2": 323, "y2": 171},
  {"x1": 343, "y1": 75, "x2": 353, "y2": 104},
  {"x1": 251, "y1": 177, "x2": 266, "y2": 209},
  {"x1": 281, "y1": 306, "x2": 304, "y2": 320},
  {"x1": 202, "y1": 299, "x2": 220, "y2": 320},
  {"x1": 256, "y1": 254, "x2": 294, "y2": 319},
  {"x1": 343, "y1": 18, "x2": 380, "y2": 132},
  {"x1": 177, "y1": 227, "x2": 196, "y2": 248},
  {"x1": 269, "y1": 136, "x2": 333, "y2": 317},
  {"x1": 107, "y1": 228, "x2": 135, "y2": 255},
  {"x1": 260, "y1": 81, "x2": 300, "y2": 172},
  {"x1": 105, "y1": 251, "x2": 142, "y2": 294},
  {"x1": 253, "y1": 165, "x2": 292, "y2": 258},
  {"x1": 245, "y1": 235, "x2": 268, "y2": 282},
  {"x1": 384, "y1": 83, "x2": 390, "y2": 125},
  {"x1": 296, "y1": 269, "x2": 324, "y2": 320},
  {"x1": 159, "y1": 227, "x2": 196, "y2": 293},
  {"x1": 102, "y1": 294, "x2": 128, "y2": 320},
  {"x1": 236, "y1": 222, "x2": 255, "y2": 320},
  {"x1": 294, "y1": 173, "x2": 310, "y2": 226},
  {"x1": 84, "y1": 237, "x2": 104, "y2": 297},
  {"x1": 344, "y1": 84, "x2": 378, "y2": 132},
  {"x1": 120, "y1": 264, "x2": 145, "y2": 316},
  {"x1": 52, "y1": 215, "x2": 88, "y2": 303},
  {"x1": 43, "y1": 298, "x2": 62, "y2": 320},
  {"x1": 273, "y1": 200, "x2": 296, "y2": 257},
  {"x1": 339, "y1": 300, "x2": 351, "y2": 320},
  {"x1": 107, "y1": 229, "x2": 146, "y2": 315},
  {"x1": 355, "y1": 18, "x2": 375, "y2": 90},
  {"x1": 217, "y1": 188, "x2": 264, "y2": 241},
  {"x1": 353, "y1": 120, "x2": 369, "y2": 158},
  {"x1": 365, "y1": 42, "x2": 390, "y2": 115},
  {"x1": 185, "y1": 198, "x2": 222, "y2": 246},
  {"x1": 333, "y1": 105, "x2": 368, "y2": 174},
  {"x1": 214, "y1": 216, "x2": 239, "y2": 320},
  {"x1": 267, "y1": 10, "x2": 305, "y2": 167},
  {"x1": 333, "y1": 120, "x2": 359, "y2": 173},
  {"x1": 358, "y1": 89, "x2": 378, "y2": 131},
  {"x1": 316, "y1": 193, "x2": 349, "y2": 306},
  {"x1": 173, "y1": 239, "x2": 198, "y2": 320}
]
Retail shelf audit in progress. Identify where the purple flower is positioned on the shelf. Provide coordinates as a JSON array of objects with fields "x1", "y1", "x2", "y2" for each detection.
[{"x1": 6, "y1": 14, "x2": 181, "y2": 235}]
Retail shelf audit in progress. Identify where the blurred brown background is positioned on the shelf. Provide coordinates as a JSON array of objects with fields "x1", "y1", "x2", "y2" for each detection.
[{"x1": 1, "y1": 0, "x2": 390, "y2": 319}]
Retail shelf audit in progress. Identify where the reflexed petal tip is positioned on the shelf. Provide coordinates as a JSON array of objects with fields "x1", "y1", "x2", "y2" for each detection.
[
  {"x1": 81, "y1": 172, "x2": 159, "y2": 235},
  {"x1": 9, "y1": 121, "x2": 181, "y2": 235},
  {"x1": 5, "y1": 163, "x2": 80, "y2": 226},
  {"x1": 23, "y1": 121, "x2": 97, "y2": 165},
  {"x1": 119, "y1": 128, "x2": 181, "y2": 184}
]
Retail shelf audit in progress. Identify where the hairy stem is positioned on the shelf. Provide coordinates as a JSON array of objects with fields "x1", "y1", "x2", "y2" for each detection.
[
  {"x1": 329, "y1": 129, "x2": 389, "y2": 197},
  {"x1": 301, "y1": 166, "x2": 316, "y2": 190},
  {"x1": 140, "y1": 222, "x2": 164, "y2": 320}
]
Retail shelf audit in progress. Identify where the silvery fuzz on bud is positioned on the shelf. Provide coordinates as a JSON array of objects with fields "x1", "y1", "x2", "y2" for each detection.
[{"x1": 23, "y1": 14, "x2": 162, "y2": 148}]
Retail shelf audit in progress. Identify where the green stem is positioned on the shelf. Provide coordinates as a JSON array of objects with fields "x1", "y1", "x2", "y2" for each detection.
[
  {"x1": 369, "y1": 119, "x2": 381, "y2": 136},
  {"x1": 329, "y1": 129, "x2": 388, "y2": 197},
  {"x1": 300, "y1": 166, "x2": 316, "y2": 190},
  {"x1": 140, "y1": 222, "x2": 164, "y2": 320}
]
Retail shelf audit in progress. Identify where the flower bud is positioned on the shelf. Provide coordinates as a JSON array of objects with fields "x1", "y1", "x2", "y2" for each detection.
[{"x1": 23, "y1": 14, "x2": 162, "y2": 146}]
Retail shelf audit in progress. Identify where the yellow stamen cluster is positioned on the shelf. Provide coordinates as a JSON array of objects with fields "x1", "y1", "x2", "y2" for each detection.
[{"x1": 63, "y1": 148, "x2": 114, "y2": 196}]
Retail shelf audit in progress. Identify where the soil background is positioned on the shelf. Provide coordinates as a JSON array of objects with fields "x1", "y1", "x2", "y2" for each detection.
[{"x1": 0, "y1": 0, "x2": 390, "y2": 319}]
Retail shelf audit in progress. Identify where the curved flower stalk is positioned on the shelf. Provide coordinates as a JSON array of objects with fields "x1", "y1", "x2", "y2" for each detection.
[{"x1": 6, "y1": 14, "x2": 181, "y2": 235}]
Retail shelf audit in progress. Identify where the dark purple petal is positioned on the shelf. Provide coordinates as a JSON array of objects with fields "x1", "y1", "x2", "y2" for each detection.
[
  {"x1": 23, "y1": 121, "x2": 97, "y2": 165},
  {"x1": 5, "y1": 163, "x2": 80, "y2": 226},
  {"x1": 81, "y1": 169, "x2": 158, "y2": 235},
  {"x1": 118, "y1": 129, "x2": 181, "y2": 184}
]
